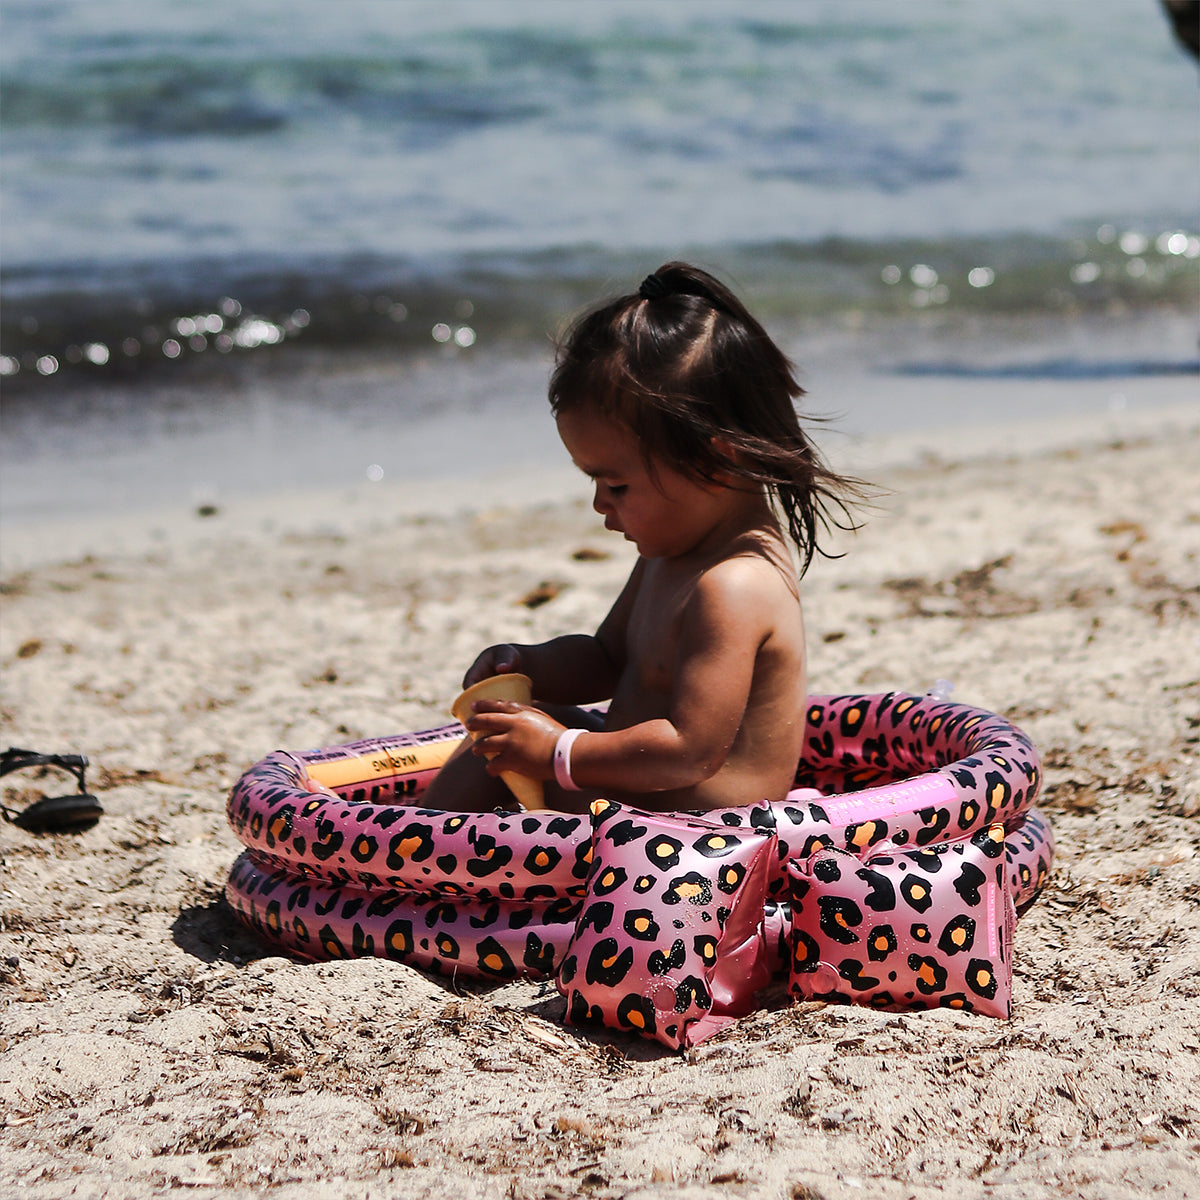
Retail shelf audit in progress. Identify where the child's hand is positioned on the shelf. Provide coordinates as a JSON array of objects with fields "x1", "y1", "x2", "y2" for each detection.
[
  {"x1": 466, "y1": 701, "x2": 563, "y2": 781},
  {"x1": 300, "y1": 775, "x2": 339, "y2": 799},
  {"x1": 463, "y1": 644, "x2": 523, "y2": 688}
]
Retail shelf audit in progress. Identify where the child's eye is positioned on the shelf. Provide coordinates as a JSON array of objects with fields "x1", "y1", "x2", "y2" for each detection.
[{"x1": 609, "y1": 484, "x2": 628, "y2": 496}]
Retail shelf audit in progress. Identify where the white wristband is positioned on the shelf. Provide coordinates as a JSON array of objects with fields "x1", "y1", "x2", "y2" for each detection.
[{"x1": 553, "y1": 728, "x2": 586, "y2": 792}]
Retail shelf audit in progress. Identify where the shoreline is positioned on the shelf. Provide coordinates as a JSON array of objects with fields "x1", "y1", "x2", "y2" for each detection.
[
  {"x1": 1, "y1": 395, "x2": 1194, "y2": 574},
  {"x1": 2, "y1": 401, "x2": 1198, "y2": 1198}
]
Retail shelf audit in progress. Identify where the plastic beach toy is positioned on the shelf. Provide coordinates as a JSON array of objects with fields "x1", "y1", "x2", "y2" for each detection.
[{"x1": 449, "y1": 673, "x2": 545, "y2": 811}]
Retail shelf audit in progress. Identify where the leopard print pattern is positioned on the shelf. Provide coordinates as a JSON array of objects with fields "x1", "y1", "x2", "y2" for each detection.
[{"x1": 225, "y1": 692, "x2": 1054, "y2": 984}]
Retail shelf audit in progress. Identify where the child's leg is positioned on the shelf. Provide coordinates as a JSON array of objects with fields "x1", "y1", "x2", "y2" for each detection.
[
  {"x1": 419, "y1": 736, "x2": 516, "y2": 813},
  {"x1": 420, "y1": 705, "x2": 605, "y2": 813}
]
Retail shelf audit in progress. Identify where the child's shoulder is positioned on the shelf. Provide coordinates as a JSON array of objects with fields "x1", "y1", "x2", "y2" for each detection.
[{"x1": 686, "y1": 544, "x2": 798, "y2": 625}]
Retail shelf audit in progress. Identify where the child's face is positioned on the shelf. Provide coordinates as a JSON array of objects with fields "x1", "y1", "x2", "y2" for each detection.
[{"x1": 556, "y1": 407, "x2": 728, "y2": 559}]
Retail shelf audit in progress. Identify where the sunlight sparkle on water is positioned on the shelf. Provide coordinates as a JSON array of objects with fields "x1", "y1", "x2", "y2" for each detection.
[{"x1": 1118, "y1": 231, "x2": 1149, "y2": 256}]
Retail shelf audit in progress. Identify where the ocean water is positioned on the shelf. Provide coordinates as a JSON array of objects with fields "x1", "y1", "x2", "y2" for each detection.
[
  {"x1": 2, "y1": 0, "x2": 1197, "y2": 376},
  {"x1": 0, "y1": 0, "x2": 1197, "y2": 537}
]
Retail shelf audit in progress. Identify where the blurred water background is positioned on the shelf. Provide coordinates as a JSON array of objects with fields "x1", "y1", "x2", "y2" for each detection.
[{"x1": 1, "y1": 0, "x2": 1197, "y2": 530}]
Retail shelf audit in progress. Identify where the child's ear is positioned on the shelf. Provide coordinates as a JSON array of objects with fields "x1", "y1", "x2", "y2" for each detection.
[{"x1": 711, "y1": 437, "x2": 740, "y2": 480}]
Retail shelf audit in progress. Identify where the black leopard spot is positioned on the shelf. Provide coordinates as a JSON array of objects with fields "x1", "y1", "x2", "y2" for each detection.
[
  {"x1": 645, "y1": 835, "x2": 684, "y2": 869},
  {"x1": 557, "y1": 951, "x2": 577, "y2": 984},
  {"x1": 265, "y1": 806, "x2": 294, "y2": 849},
  {"x1": 623, "y1": 909, "x2": 661, "y2": 941},
  {"x1": 908, "y1": 848, "x2": 944, "y2": 874},
  {"x1": 592, "y1": 865, "x2": 627, "y2": 895},
  {"x1": 693, "y1": 934, "x2": 718, "y2": 966},
  {"x1": 914, "y1": 807, "x2": 951, "y2": 845},
  {"x1": 966, "y1": 958, "x2": 999, "y2": 999},
  {"x1": 468, "y1": 902, "x2": 503, "y2": 929},
  {"x1": 617, "y1": 993, "x2": 657, "y2": 1034},
  {"x1": 366, "y1": 892, "x2": 407, "y2": 918},
  {"x1": 522, "y1": 845, "x2": 563, "y2": 875},
  {"x1": 900, "y1": 873, "x2": 934, "y2": 913},
  {"x1": 476, "y1": 937, "x2": 516, "y2": 977},
  {"x1": 938, "y1": 914, "x2": 977, "y2": 956},
  {"x1": 716, "y1": 861, "x2": 747, "y2": 895},
  {"x1": 319, "y1": 924, "x2": 348, "y2": 959},
  {"x1": 953, "y1": 862, "x2": 988, "y2": 906},
  {"x1": 971, "y1": 824, "x2": 1007, "y2": 859},
  {"x1": 387, "y1": 824, "x2": 436, "y2": 869},
  {"x1": 866, "y1": 925, "x2": 897, "y2": 961},
  {"x1": 466, "y1": 835, "x2": 514, "y2": 877},
  {"x1": 567, "y1": 990, "x2": 604, "y2": 1026},
  {"x1": 840, "y1": 703, "x2": 867, "y2": 737},
  {"x1": 672, "y1": 976, "x2": 712, "y2": 1013},
  {"x1": 606, "y1": 819, "x2": 648, "y2": 846},
  {"x1": 907, "y1": 954, "x2": 949, "y2": 994},
  {"x1": 648, "y1": 938, "x2": 687, "y2": 976},
  {"x1": 578, "y1": 901, "x2": 615, "y2": 935},
  {"x1": 585, "y1": 937, "x2": 634, "y2": 986},
  {"x1": 311, "y1": 818, "x2": 344, "y2": 862},
  {"x1": 837, "y1": 960, "x2": 881, "y2": 991},
  {"x1": 817, "y1": 895, "x2": 862, "y2": 944},
  {"x1": 436, "y1": 933, "x2": 460, "y2": 959},
  {"x1": 857, "y1": 866, "x2": 897, "y2": 911},
  {"x1": 848, "y1": 819, "x2": 887, "y2": 849},
  {"x1": 692, "y1": 831, "x2": 740, "y2": 858},
  {"x1": 350, "y1": 833, "x2": 378, "y2": 863},
  {"x1": 813, "y1": 857, "x2": 842, "y2": 883},
  {"x1": 791, "y1": 929, "x2": 821, "y2": 973},
  {"x1": 662, "y1": 871, "x2": 712, "y2": 906}
]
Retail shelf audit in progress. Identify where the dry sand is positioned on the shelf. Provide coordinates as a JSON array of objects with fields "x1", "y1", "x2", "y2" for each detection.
[{"x1": 1, "y1": 402, "x2": 1198, "y2": 1200}]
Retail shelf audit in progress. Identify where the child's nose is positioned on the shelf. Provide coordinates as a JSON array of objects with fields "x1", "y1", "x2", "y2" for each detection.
[{"x1": 592, "y1": 486, "x2": 612, "y2": 515}]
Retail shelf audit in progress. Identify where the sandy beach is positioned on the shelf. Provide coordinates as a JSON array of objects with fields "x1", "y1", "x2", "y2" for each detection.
[{"x1": 2, "y1": 392, "x2": 1198, "y2": 1199}]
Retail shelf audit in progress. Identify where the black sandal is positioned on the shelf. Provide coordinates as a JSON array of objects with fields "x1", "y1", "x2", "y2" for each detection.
[{"x1": 0, "y1": 747, "x2": 103, "y2": 833}]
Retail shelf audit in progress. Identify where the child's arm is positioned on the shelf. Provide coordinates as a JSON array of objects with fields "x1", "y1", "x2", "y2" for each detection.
[
  {"x1": 462, "y1": 561, "x2": 642, "y2": 704},
  {"x1": 468, "y1": 558, "x2": 777, "y2": 795}
]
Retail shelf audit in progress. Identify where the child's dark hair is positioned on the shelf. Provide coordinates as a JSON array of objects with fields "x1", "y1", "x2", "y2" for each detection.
[{"x1": 549, "y1": 261, "x2": 866, "y2": 574}]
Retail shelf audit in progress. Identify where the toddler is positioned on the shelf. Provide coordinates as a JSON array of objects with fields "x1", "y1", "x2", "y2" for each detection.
[{"x1": 422, "y1": 262, "x2": 864, "y2": 813}]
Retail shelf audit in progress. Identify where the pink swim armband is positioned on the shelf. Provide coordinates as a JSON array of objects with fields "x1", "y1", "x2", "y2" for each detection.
[{"x1": 553, "y1": 728, "x2": 586, "y2": 792}]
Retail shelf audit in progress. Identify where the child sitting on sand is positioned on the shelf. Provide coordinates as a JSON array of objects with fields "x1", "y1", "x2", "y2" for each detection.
[{"x1": 422, "y1": 262, "x2": 864, "y2": 814}]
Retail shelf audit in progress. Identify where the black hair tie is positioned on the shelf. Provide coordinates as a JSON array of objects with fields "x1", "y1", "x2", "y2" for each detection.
[{"x1": 638, "y1": 273, "x2": 668, "y2": 301}]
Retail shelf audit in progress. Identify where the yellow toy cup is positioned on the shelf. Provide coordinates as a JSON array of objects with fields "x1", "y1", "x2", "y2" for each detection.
[{"x1": 450, "y1": 673, "x2": 545, "y2": 810}]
